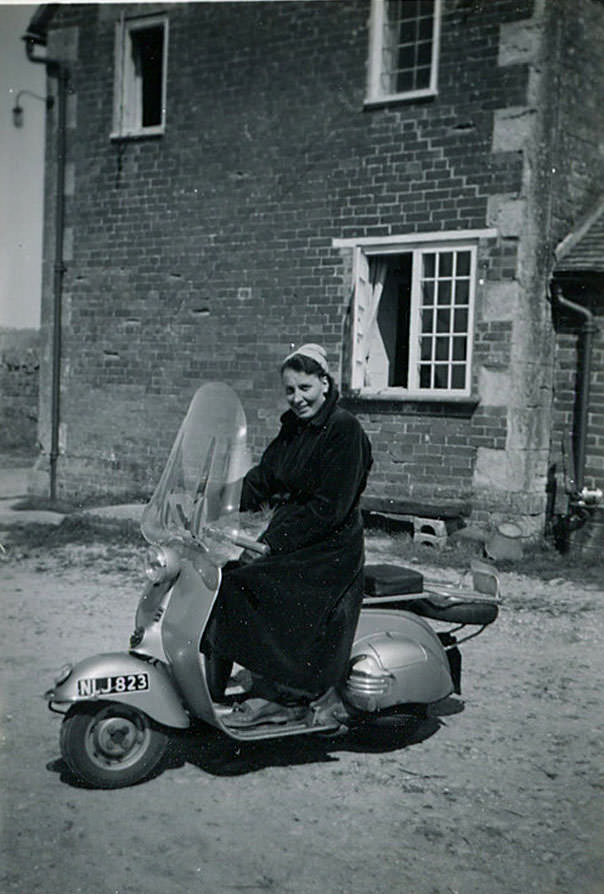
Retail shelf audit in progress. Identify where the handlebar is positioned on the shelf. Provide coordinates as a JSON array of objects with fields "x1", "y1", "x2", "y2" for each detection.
[
  {"x1": 231, "y1": 531, "x2": 270, "y2": 555},
  {"x1": 202, "y1": 523, "x2": 270, "y2": 556}
]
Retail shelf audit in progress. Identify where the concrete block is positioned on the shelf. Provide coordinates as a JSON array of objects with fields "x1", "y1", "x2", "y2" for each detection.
[
  {"x1": 487, "y1": 195, "x2": 526, "y2": 237},
  {"x1": 492, "y1": 107, "x2": 536, "y2": 153},
  {"x1": 478, "y1": 367, "x2": 512, "y2": 406},
  {"x1": 498, "y1": 20, "x2": 539, "y2": 67},
  {"x1": 482, "y1": 281, "x2": 520, "y2": 321},
  {"x1": 473, "y1": 447, "x2": 527, "y2": 492}
]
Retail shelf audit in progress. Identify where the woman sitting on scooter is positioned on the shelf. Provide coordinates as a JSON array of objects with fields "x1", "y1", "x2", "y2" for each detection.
[{"x1": 202, "y1": 343, "x2": 373, "y2": 727}]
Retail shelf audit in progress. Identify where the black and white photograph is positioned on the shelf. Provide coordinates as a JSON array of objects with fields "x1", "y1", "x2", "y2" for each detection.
[{"x1": 1, "y1": 1, "x2": 603, "y2": 892}]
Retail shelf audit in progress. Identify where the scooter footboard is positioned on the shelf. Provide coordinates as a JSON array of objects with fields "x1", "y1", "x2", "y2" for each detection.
[{"x1": 45, "y1": 652, "x2": 190, "y2": 729}]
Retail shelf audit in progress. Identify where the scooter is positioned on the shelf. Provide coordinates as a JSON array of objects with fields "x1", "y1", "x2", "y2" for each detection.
[{"x1": 45, "y1": 382, "x2": 500, "y2": 789}]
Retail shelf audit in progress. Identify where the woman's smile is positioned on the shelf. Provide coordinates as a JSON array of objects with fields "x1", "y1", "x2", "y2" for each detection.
[{"x1": 282, "y1": 368, "x2": 328, "y2": 419}]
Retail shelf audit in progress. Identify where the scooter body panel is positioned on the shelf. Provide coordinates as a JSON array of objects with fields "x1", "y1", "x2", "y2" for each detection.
[
  {"x1": 344, "y1": 608, "x2": 453, "y2": 711},
  {"x1": 47, "y1": 651, "x2": 190, "y2": 729},
  {"x1": 159, "y1": 558, "x2": 220, "y2": 722}
]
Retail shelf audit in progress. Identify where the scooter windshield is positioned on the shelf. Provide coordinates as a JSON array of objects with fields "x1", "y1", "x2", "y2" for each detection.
[{"x1": 141, "y1": 382, "x2": 250, "y2": 561}]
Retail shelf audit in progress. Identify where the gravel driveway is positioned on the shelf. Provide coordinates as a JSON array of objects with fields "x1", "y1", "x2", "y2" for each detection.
[{"x1": 1, "y1": 529, "x2": 602, "y2": 894}]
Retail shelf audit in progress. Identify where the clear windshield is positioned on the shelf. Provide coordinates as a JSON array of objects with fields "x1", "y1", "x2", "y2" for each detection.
[{"x1": 141, "y1": 382, "x2": 251, "y2": 562}]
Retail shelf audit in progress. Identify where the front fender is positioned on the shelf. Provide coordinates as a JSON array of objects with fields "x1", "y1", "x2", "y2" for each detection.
[{"x1": 46, "y1": 652, "x2": 190, "y2": 729}]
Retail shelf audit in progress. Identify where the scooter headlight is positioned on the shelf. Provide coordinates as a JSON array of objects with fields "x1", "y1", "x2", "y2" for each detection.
[
  {"x1": 144, "y1": 545, "x2": 180, "y2": 583},
  {"x1": 54, "y1": 663, "x2": 73, "y2": 686}
]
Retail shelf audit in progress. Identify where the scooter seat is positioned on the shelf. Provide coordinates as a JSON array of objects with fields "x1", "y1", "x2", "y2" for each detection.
[
  {"x1": 363, "y1": 564, "x2": 424, "y2": 597},
  {"x1": 404, "y1": 595, "x2": 499, "y2": 626}
]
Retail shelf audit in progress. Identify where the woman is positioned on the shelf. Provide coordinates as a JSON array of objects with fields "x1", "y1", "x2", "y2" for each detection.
[{"x1": 202, "y1": 343, "x2": 372, "y2": 726}]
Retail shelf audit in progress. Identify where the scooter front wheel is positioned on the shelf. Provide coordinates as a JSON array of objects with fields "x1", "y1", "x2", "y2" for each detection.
[{"x1": 60, "y1": 702, "x2": 169, "y2": 789}]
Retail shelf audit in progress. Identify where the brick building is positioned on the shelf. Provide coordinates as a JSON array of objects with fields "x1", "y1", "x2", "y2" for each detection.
[{"x1": 24, "y1": 0, "x2": 604, "y2": 536}]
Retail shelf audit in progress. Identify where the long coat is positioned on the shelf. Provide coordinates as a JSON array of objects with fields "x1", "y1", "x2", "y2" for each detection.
[{"x1": 206, "y1": 389, "x2": 373, "y2": 695}]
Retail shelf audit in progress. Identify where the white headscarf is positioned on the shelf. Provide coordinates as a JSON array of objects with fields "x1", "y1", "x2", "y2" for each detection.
[{"x1": 282, "y1": 343, "x2": 329, "y2": 374}]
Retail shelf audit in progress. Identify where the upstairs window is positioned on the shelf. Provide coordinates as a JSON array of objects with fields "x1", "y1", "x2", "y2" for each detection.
[
  {"x1": 366, "y1": 0, "x2": 441, "y2": 105},
  {"x1": 112, "y1": 15, "x2": 168, "y2": 138},
  {"x1": 350, "y1": 240, "x2": 478, "y2": 398}
]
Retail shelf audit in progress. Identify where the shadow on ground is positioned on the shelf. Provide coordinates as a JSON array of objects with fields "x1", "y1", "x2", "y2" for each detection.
[{"x1": 46, "y1": 698, "x2": 463, "y2": 788}]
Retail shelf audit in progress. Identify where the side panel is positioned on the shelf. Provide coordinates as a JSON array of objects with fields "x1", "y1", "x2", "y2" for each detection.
[
  {"x1": 49, "y1": 652, "x2": 190, "y2": 729},
  {"x1": 350, "y1": 609, "x2": 453, "y2": 707}
]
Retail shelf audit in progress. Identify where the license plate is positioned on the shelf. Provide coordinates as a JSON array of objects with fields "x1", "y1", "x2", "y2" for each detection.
[{"x1": 77, "y1": 672, "x2": 149, "y2": 697}]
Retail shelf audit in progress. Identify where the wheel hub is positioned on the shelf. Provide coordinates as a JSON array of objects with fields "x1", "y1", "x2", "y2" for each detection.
[{"x1": 94, "y1": 716, "x2": 141, "y2": 758}]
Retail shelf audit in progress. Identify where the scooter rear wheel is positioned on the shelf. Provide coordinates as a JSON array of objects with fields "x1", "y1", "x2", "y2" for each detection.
[{"x1": 60, "y1": 702, "x2": 169, "y2": 789}]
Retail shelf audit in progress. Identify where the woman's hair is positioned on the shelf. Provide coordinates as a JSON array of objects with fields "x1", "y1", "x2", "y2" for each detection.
[{"x1": 280, "y1": 353, "x2": 334, "y2": 392}]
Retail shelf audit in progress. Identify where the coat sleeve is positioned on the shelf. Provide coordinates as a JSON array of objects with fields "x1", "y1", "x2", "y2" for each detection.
[
  {"x1": 239, "y1": 437, "x2": 281, "y2": 512},
  {"x1": 261, "y1": 415, "x2": 371, "y2": 554}
]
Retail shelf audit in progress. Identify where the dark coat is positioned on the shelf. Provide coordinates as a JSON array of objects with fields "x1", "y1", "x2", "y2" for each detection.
[{"x1": 206, "y1": 389, "x2": 372, "y2": 694}]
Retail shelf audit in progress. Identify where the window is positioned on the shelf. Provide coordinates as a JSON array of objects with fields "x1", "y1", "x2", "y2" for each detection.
[
  {"x1": 348, "y1": 237, "x2": 480, "y2": 398},
  {"x1": 366, "y1": 0, "x2": 441, "y2": 105},
  {"x1": 112, "y1": 15, "x2": 168, "y2": 138}
]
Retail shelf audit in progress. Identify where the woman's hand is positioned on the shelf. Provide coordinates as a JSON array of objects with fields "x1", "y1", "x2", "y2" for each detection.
[{"x1": 238, "y1": 547, "x2": 268, "y2": 565}]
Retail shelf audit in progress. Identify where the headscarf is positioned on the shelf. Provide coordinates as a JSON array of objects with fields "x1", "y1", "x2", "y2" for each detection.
[{"x1": 282, "y1": 343, "x2": 329, "y2": 374}]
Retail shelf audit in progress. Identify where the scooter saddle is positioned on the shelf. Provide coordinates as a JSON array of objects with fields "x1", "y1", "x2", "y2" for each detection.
[
  {"x1": 403, "y1": 594, "x2": 498, "y2": 626},
  {"x1": 363, "y1": 564, "x2": 424, "y2": 597},
  {"x1": 363, "y1": 564, "x2": 498, "y2": 626}
]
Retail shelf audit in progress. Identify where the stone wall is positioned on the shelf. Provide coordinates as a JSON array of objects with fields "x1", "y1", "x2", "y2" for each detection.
[{"x1": 0, "y1": 328, "x2": 39, "y2": 455}]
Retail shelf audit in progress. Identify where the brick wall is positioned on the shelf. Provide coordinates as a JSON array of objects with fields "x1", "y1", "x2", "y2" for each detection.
[
  {"x1": 35, "y1": 0, "x2": 602, "y2": 530},
  {"x1": 0, "y1": 328, "x2": 39, "y2": 455},
  {"x1": 549, "y1": 0, "x2": 604, "y2": 246},
  {"x1": 546, "y1": 0, "x2": 604, "y2": 513}
]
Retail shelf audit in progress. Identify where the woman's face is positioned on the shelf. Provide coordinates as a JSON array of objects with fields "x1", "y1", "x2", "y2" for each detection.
[{"x1": 282, "y1": 368, "x2": 329, "y2": 419}]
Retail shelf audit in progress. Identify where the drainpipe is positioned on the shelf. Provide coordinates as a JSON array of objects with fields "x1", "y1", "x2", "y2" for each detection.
[
  {"x1": 23, "y1": 32, "x2": 68, "y2": 502},
  {"x1": 552, "y1": 282, "x2": 597, "y2": 494}
]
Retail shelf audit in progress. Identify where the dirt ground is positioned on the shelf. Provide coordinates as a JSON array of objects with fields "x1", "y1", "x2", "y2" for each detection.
[{"x1": 0, "y1": 527, "x2": 603, "y2": 894}]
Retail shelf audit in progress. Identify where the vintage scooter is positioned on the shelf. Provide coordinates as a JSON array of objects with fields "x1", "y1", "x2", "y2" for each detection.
[{"x1": 45, "y1": 382, "x2": 500, "y2": 788}]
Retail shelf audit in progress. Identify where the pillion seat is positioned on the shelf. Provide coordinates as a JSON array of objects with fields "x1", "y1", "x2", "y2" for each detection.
[{"x1": 363, "y1": 564, "x2": 499, "y2": 627}]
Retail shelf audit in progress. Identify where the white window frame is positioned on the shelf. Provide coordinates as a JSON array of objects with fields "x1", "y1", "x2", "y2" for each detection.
[
  {"x1": 366, "y1": 0, "x2": 442, "y2": 106},
  {"x1": 334, "y1": 230, "x2": 497, "y2": 400},
  {"x1": 111, "y1": 14, "x2": 169, "y2": 139}
]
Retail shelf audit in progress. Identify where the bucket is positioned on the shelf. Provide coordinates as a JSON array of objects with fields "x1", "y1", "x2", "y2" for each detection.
[{"x1": 485, "y1": 522, "x2": 524, "y2": 561}]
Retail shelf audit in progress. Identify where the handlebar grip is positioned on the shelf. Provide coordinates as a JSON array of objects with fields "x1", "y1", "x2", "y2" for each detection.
[{"x1": 233, "y1": 533, "x2": 270, "y2": 555}]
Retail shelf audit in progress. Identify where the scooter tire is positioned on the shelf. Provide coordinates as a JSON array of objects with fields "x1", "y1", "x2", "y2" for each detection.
[{"x1": 60, "y1": 701, "x2": 169, "y2": 789}]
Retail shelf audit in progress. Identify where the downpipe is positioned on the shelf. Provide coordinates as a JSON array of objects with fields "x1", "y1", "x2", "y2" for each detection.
[
  {"x1": 23, "y1": 34, "x2": 68, "y2": 502},
  {"x1": 551, "y1": 283, "x2": 602, "y2": 542}
]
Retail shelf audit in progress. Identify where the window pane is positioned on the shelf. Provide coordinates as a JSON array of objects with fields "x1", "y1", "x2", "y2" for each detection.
[
  {"x1": 454, "y1": 279, "x2": 470, "y2": 305},
  {"x1": 422, "y1": 281, "x2": 435, "y2": 306},
  {"x1": 437, "y1": 280, "x2": 452, "y2": 305},
  {"x1": 420, "y1": 337, "x2": 432, "y2": 361},
  {"x1": 419, "y1": 364, "x2": 431, "y2": 388},
  {"x1": 435, "y1": 337, "x2": 449, "y2": 361},
  {"x1": 398, "y1": 45, "x2": 416, "y2": 70},
  {"x1": 436, "y1": 309, "x2": 450, "y2": 332},
  {"x1": 423, "y1": 253, "x2": 436, "y2": 277},
  {"x1": 421, "y1": 308, "x2": 434, "y2": 332},
  {"x1": 451, "y1": 366, "x2": 466, "y2": 390},
  {"x1": 377, "y1": 0, "x2": 435, "y2": 99},
  {"x1": 417, "y1": 42, "x2": 432, "y2": 66},
  {"x1": 453, "y1": 336, "x2": 467, "y2": 361},
  {"x1": 396, "y1": 69, "x2": 414, "y2": 92},
  {"x1": 456, "y1": 251, "x2": 471, "y2": 276},
  {"x1": 418, "y1": 15, "x2": 433, "y2": 39},
  {"x1": 132, "y1": 26, "x2": 164, "y2": 128},
  {"x1": 434, "y1": 365, "x2": 448, "y2": 389},
  {"x1": 439, "y1": 252, "x2": 453, "y2": 277},
  {"x1": 400, "y1": 0, "x2": 421, "y2": 21},
  {"x1": 415, "y1": 66, "x2": 431, "y2": 89},
  {"x1": 454, "y1": 308, "x2": 468, "y2": 332}
]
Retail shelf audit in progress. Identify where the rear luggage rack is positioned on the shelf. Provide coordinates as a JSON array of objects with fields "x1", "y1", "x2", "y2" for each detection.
[{"x1": 363, "y1": 561, "x2": 500, "y2": 631}]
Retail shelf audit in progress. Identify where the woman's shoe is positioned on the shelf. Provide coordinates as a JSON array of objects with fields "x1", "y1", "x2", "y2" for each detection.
[{"x1": 223, "y1": 697, "x2": 308, "y2": 729}]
